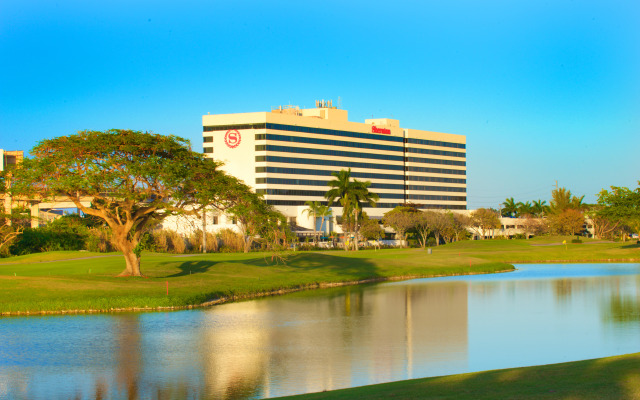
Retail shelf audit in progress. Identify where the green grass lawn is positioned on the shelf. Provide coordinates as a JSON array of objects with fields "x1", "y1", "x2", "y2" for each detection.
[
  {"x1": 276, "y1": 352, "x2": 640, "y2": 400},
  {"x1": 0, "y1": 235, "x2": 637, "y2": 314}
]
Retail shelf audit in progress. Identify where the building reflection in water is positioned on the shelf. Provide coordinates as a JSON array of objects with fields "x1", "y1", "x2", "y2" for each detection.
[{"x1": 199, "y1": 281, "x2": 469, "y2": 398}]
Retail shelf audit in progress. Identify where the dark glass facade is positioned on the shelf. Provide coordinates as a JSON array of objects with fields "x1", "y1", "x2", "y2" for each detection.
[{"x1": 205, "y1": 121, "x2": 467, "y2": 210}]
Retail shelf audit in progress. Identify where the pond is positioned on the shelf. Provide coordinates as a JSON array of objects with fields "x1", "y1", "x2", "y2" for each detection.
[{"x1": 1, "y1": 263, "x2": 639, "y2": 399}]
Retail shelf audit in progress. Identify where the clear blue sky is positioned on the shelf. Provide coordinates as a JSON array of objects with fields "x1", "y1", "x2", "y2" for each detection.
[{"x1": 1, "y1": 0, "x2": 638, "y2": 208}]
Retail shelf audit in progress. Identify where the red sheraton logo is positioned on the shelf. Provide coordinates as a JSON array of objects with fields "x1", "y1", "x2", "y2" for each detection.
[
  {"x1": 224, "y1": 129, "x2": 241, "y2": 148},
  {"x1": 372, "y1": 126, "x2": 391, "y2": 134}
]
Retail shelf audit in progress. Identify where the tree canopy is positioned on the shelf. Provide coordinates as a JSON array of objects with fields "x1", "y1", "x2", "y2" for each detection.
[
  {"x1": 470, "y1": 208, "x2": 501, "y2": 239},
  {"x1": 596, "y1": 183, "x2": 640, "y2": 238},
  {"x1": 11, "y1": 129, "x2": 247, "y2": 276},
  {"x1": 382, "y1": 206, "x2": 418, "y2": 247}
]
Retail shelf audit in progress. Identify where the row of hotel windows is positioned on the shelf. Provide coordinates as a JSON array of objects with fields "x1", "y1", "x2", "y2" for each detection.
[
  {"x1": 407, "y1": 166, "x2": 466, "y2": 175},
  {"x1": 203, "y1": 123, "x2": 466, "y2": 149},
  {"x1": 254, "y1": 134, "x2": 466, "y2": 158},
  {"x1": 256, "y1": 144, "x2": 404, "y2": 162},
  {"x1": 256, "y1": 133, "x2": 404, "y2": 153},
  {"x1": 255, "y1": 167, "x2": 466, "y2": 183},
  {"x1": 255, "y1": 188, "x2": 466, "y2": 202},
  {"x1": 205, "y1": 142, "x2": 468, "y2": 161},
  {"x1": 257, "y1": 188, "x2": 405, "y2": 199},
  {"x1": 255, "y1": 177, "x2": 466, "y2": 192},
  {"x1": 256, "y1": 177, "x2": 404, "y2": 190},
  {"x1": 255, "y1": 149, "x2": 466, "y2": 167},
  {"x1": 255, "y1": 156, "x2": 466, "y2": 175},
  {"x1": 265, "y1": 199, "x2": 466, "y2": 210}
]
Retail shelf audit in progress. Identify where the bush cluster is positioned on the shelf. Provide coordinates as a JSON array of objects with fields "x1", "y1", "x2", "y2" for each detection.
[
  {"x1": 7, "y1": 214, "x2": 251, "y2": 256},
  {"x1": 10, "y1": 214, "x2": 98, "y2": 255}
]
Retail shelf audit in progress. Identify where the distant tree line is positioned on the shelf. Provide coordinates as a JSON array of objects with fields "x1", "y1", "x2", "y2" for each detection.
[{"x1": 500, "y1": 183, "x2": 640, "y2": 240}]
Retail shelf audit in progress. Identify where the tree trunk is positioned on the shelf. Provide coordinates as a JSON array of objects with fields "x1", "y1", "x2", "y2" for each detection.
[
  {"x1": 202, "y1": 210, "x2": 207, "y2": 253},
  {"x1": 313, "y1": 218, "x2": 318, "y2": 246},
  {"x1": 353, "y1": 211, "x2": 360, "y2": 251},
  {"x1": 118, "y1": 244, "x2": 142, "y2": 276},
  {"x1": 122, "y1": 250, "x2": 142, "y2": 277},
  {"x1": 113, "y1": 231, "x2": 142, "y2": 277},
  {"x1": 243, "y1": 236, "x2": 253, "y2": 253},
  {"x1": 319, "y1": 217, "x2": 326, "y2": 247}
]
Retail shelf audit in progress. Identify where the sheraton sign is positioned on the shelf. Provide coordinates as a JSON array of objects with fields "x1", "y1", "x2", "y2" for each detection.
[
  {"x1": 372, "y1": 126, "x2": 391, "y2": 134},
  {"x1": 224, "y1": 129, "x2": 241, "y2": 148}
]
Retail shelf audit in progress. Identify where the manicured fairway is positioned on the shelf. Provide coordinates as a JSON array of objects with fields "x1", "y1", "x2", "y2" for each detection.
[
  {"x1": 275, "y1": 352, "x2": 640, "y2": 400},
  {"x1": 0, "y1": 235, "x2": 637, "y2": 314}
]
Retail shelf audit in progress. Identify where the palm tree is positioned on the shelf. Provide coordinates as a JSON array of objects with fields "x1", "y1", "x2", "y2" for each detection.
[
  {"x1": 325, "y1": 169, "x2": 378, "y2": 251},
  {"x1": 516, "y1": 201, "x2": 534, "y2": 217},
  {"x1": 325, "y1": 169, "x2": 355, "y2": 250},
  {"x1": 570, "y1": 194, "x2": 587, "y2": 211},
  {"x1": 302, "y1": 200, "x2": 322, "y2": 245},
  {"x1": 350, "y1": 179, "x2": 379, "y2": 250},
  {"x1": 502, "y1": 197, "x2": 519, "y2": 218},
  {"x1": 317, "y1": 204, "x2": 333, "y2": 241},
  {"x1": 532, "y1": 199, "x2": 549, "y2": 217}
]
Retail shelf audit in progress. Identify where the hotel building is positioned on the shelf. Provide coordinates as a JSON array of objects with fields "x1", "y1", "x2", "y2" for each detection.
[{"x1": 202, "y1": 102, "x2": 466, "y2": 231}]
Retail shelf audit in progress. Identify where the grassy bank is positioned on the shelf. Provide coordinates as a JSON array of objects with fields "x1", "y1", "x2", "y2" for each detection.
[
  {"x1": 0, "y1": 235, "x2": 637, "y2": 314},
  {"x1": 276, "y1": 352, "x2": 640, "y2": 400},
  {"x1": 0, "y1": 249, "x2": 509, "y2": 314}
]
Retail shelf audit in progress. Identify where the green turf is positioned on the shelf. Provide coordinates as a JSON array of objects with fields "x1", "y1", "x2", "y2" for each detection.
[
  {"x1": 0, "y1": 235, "x2": 637, "y2": 314},
  {"x1": 275, "y1": 352, "x2": 640, "y2": 400}
]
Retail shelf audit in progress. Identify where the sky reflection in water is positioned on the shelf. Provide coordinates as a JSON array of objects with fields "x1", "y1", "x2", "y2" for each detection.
[{"x1": 0, "y1": 263, "x2": 639, "y2": 399}]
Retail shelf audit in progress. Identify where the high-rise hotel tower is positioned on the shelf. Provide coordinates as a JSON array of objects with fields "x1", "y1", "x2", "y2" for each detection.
[{"x1": 202, "y1": 102, "x2": 466, "y2": 226}]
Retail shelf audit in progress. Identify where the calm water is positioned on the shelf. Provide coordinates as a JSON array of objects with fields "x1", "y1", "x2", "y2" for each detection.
[{"x1": 1, "y1": 263, "x2": 639, "y2": 399}]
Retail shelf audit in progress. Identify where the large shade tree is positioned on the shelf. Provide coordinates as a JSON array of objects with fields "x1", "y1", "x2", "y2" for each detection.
[
  {"x1": 470, "y1": 208, "x2": 501, "y2": 239},
  {"x1": 596, "y1": 183, "x2": 640, "y2": 240},
  {"x1": 12, "y1": 129, "x2": 244, "y2": 277},
  {"x1": 383, "y1": 206, "x2": 418, "y2": 248},
  {"x1": 227, "y1": 189, "x2": 291, "y2": 254}
]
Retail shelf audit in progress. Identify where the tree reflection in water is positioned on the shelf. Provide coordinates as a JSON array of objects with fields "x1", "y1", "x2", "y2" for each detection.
[{"x1": 115, "y1": 315, "x2": 141, "y2": 400}]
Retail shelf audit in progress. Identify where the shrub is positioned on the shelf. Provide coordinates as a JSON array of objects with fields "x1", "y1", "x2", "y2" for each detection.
[
  {"x1": 167, "y1": 231, "x2": 187, "y2": 254},
  {"x1": 218, "y1": 228, "x2": 243, "y2": 252},
  {"x1": 85, "y1": 227, "x2": 115, "y2": 253},
  {"x1": 184, "y1": 230, "x2": 218, "y2": 253},
  {"x1": 153, "y1": 231, "x2": 170, "y2": 252},
  {"x1": 571, "y1": 239, "x2": 583, "y2": 244},
  {"x1": 9, "y1": 214, "x2": 91, "y2": 255}
]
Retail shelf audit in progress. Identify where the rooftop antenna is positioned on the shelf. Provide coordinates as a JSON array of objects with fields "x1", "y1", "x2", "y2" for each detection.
[{"x1": 338, "y1": 96, "x2": 342, "y2": 109}]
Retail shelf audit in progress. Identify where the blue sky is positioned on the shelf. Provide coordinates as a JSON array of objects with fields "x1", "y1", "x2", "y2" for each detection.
[{"x1": 1, "y1": 0, "x2": 638, "y2": 208}]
